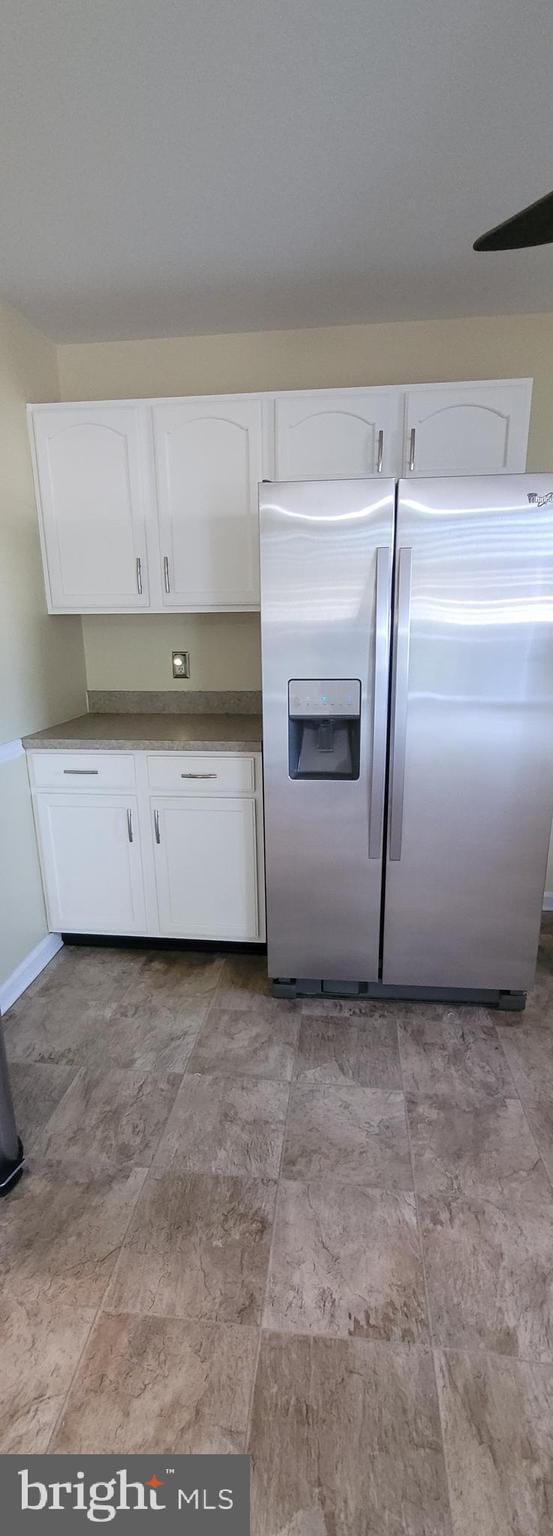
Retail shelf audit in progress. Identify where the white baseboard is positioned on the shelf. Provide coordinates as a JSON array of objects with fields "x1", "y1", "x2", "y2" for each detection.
[
  {"x1": 0, "y1": 933, "x2": 63, "y2": 1016},
  {"x1": 543, "y1": 893, "x2": 553, "y2": 912}
]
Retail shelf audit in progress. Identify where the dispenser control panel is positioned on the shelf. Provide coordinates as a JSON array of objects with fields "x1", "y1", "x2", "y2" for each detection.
[{"x1": 288, "y1": 679, "x2": 361, "y2": 719}]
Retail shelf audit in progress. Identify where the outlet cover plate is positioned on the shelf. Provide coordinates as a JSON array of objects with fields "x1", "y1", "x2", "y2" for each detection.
[{"x1": 172, "y1": 650, "x2": 190, "y2": 679}]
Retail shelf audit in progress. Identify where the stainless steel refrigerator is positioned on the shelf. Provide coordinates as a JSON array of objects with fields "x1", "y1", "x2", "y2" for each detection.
[{"x1": 260, "y1": 475, "x2": 553, "y2": 1008}]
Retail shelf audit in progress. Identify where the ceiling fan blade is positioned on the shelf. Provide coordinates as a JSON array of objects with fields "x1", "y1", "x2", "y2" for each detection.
[{"x1": 474, "y1": 189, "x2": 553, "y2": 250}]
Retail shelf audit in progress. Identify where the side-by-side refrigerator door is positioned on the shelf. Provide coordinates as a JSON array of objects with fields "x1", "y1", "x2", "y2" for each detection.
[
  {"x1": 260, "y1": 478, "x2": 395, "y2": 984},
  {"x1": 382, "y1": 475, "x2": 553, "y2": 993}
]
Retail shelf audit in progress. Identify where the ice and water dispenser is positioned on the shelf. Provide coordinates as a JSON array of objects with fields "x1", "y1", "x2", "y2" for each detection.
[{"x1": 288, "y1": 680, "x2": 361, "y2": 780}]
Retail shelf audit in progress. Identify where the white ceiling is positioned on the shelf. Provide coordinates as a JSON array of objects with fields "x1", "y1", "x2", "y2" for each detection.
[{"x1": 1, "y1": 0, "x2": 553, "y2": 342}]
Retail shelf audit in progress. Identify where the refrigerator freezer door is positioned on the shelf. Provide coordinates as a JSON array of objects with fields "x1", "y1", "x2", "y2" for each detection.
[
  {"x1": 383, "y1": 475, "x2": 553, "y2": 992},
  {"x1": 260, "y1": 478, "x2": 394, "y2": 982}
]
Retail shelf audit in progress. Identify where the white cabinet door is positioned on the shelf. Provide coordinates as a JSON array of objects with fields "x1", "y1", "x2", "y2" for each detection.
[
  {"x1": 29, "y1": 404, "x2": 151, "y2": 612},
  {"x1": 274, "y1": 390, "x2": 402, "y2": 479},
  {"x1": 152, "y1": 397, "x2": 263, "y2": 608},
  {"x1": 403, "y1": 381, "x2": 532, "y2": 476},
  {"x1": 34, "y1": 793, "x2": 146, "y2": 934},
  {"x1": 151, "y1": 796, "x2": 260, "y2": 939}
]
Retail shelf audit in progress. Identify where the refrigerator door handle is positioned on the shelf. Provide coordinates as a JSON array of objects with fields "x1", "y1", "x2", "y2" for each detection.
[
  {"x1": 369, "y1": 545, "x2": 392, "y2": 859},
  {"x1": 408, "y1": 428, "x2": 416, "y2": 473},
  {"x1": 389, "y1": 546, "x2": 413, "y2": 861}
]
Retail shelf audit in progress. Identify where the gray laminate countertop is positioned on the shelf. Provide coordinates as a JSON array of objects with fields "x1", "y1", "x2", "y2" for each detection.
[{"x1": 22, "y1": 713, "x2": 263, "y2": 753}]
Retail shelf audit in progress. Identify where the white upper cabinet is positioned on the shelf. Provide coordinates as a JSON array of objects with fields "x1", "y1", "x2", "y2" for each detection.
[
  {"x1": 274, "y1": 389, "x2": 402, "y2": 480},
  {"x1": 152, "y1": 396, "x2": 265, "y2": 608},
  {"x1": 28, "y1": 380, "x2": 532, "y2": 613},
  {"x1": 29, "y1": 404, "x2": 151, "y2": 611},
  {"x1": 403, "y1": 380, "x2": 532, "y2": 476}
]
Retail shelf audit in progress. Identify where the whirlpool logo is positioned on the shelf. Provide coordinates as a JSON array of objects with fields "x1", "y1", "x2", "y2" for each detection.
[
  {"x1": 3, "y1": 1455, "x2": 250, "y2": 1532},
  {"x1": 527, "y1": 491, "x2": 553, "y2": 507}
]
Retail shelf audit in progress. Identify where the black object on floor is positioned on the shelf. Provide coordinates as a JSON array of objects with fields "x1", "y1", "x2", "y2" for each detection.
[{"x1": 0, "y1": 1137, "x2": 25, "y2": 1198}]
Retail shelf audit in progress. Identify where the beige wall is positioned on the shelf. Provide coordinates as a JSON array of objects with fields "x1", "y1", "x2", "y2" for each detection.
[
  {"x1": 58, "y1": 310, "x2": 553, "y2": 889},
  {"x1": 83, "y1": 612, "x2": 260, "y2": 692},
  {"x1": 0, "y1": 753, "x2": 51, "y2": 988},
  {"x1": 0, "y1": 300, "x2": 87, "y2": 990},
  {"x1": 58, "y1": 310, "x2": 553, "y2": 470}
]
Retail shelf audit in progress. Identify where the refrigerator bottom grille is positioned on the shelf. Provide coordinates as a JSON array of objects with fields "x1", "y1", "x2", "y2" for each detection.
[{"x1": 271, "y1": 979, "x2": 526, "y2": 1011}]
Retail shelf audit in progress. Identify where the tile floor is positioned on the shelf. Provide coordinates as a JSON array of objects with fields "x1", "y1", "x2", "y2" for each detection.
[{"x1": 3, "y1": 930, "x2": 553, "y2": 1531}]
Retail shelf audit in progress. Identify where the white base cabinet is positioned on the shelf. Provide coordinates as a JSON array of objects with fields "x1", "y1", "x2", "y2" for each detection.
[
  {"x1": 152, "y1": 795, "x2": 260, "y2": 940},
  {"x1": 32, "y1": 793, "x2": 147, "y2": 935},
  {"x1": 28, "y1": 750, "x2": 265, "y2": 944}
]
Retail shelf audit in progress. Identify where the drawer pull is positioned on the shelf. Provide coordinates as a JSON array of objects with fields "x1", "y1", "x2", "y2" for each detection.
[
  {"x1": 154, "y1": 808, "x2": 161, "y2": 844},
  {"x1": 127, "y1": 808, "x2": 133, "y2": 843},
  {"x1": 163, "y1": 555, "x2": 171, "y2": 594},
  {"x1": 136, "y1": 556, "x2": 143, "y2": 596},
  {"x1": 180, "y1": 772, "x2": 217, "y2": 779},
  {"x1": 63, "y1": 768, "x2": 99, "y2": 775}
]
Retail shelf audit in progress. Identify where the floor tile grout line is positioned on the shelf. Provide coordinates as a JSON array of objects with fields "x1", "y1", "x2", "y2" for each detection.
[
  {"x1": 101, "y1": 945, "x2": 227, "y2": 1032},
  {"x1": 180, "y1": 991, "x2": 227, "y2": 1074},
  {"x1": 396, "y1": 1016, "x2": 456, "y2": 1536},
  {"x1": 416, "y1": 1340, "x2": 553, "y2": 1369},
  {"x1": 492, "y1": 1020, "x2": 553, "y2": 1201},
  {"x1": 174, "y1": 946, "x2": 294, "y2": 1449},
  {"x1": 253, "y1": 1322, "x2": 553, "y2": 1368},
  {"x1": 95, "y1": 1306, "x2": 263, "y2": 1338},
  {"x1": 29, "y1": 1276, "x2": 553, "y2": 1373},
  {"x1": 179, "y1": 952, "x2": 260, "y2": 1076},
  {"x1": 11, "y1": 1062, "x2": 83, "y2": 1148},
  {"x1": 43, "y1": 1162, "x2": 151, "y2": 1453},
  {"x1": 243, "y1": 1014, "x2": 299, "y2": 1451}
]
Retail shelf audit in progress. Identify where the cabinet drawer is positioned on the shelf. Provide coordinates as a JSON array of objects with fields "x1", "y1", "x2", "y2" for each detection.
[
  {"x1": 28, "y1": 751, "x2": 136, "y2": 791},
  {"x1": 146, "y1": 753, "x2": 256, "y2": 794}
]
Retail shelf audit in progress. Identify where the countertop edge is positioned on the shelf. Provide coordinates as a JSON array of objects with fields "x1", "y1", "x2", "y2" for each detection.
[{"x1": 22, "y1": 736, "x2": 262, "y2": 753}]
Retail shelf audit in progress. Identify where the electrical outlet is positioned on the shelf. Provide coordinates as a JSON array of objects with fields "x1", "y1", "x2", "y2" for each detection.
[{"x1": 172, "y1": 650, "x2": 190, "y2": 679}]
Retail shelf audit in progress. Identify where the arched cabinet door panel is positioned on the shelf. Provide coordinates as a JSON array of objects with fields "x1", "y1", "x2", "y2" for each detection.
[
  {"x1": 152, "y1": 396, "x2": 263, "y2": 609},
  {"x1": 30, "y1": 404, "x2": 151, "y2": 611},
  {"x1": 403, "y1": 381, "x2": 532, "y2": 476},
  {"x1": 275, "y1": 390, "x2": 402, "y2": 480}
]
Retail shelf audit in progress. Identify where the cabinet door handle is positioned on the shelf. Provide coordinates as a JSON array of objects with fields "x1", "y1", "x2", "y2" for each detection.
[
  {"x1": 154, "y1": 808, "x2": 161, "y2": 844},
  {"x1": 180, "y1": 772, "x2": 217, "y2": 779},
  {"x1": 408, "y1": 427, "x2": 416, "y2": 472},
  {"x1": 163, "y1": 555, "x2": 171, "y2": 594},
  {"x1": 376, "y1": 429, "x2": 384, "y2": 474},
  {"x1": 136, "y1": 556, "x2": 143, "y2": 595},
  {"x1": 127, "y1": 808, "x2": 133, "y2": 843},
  {"x1": 63, "y1": 768, "x2": 99, "y2": 775}
]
